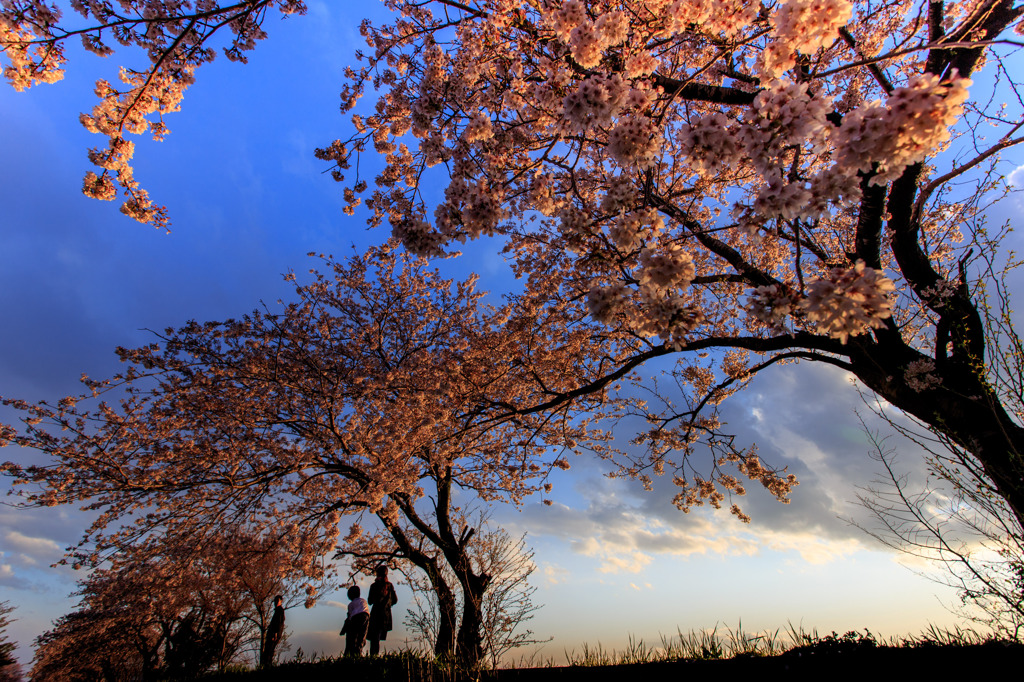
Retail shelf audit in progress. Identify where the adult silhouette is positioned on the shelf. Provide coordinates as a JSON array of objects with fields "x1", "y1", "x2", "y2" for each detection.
[
  {"x1": 367, "y1": 567, "x2": 397, "y2": 655},
  {"x1": 260, "y1": 595, "x2": 285, "y2": 667}
]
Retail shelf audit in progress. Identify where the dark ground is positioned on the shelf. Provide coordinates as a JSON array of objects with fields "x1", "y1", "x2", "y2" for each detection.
[
  {"x1": 203, "y1": 641, "x2": 1024, "y2": 681},
  {"x1": 495, "y1": 642, "x2": 1023, "y2": 681}
]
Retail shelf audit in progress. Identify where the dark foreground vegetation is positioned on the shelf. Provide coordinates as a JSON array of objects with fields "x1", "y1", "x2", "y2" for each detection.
[{"x1": 199, "y1": 630, "x2": 1024, "y2": 682}]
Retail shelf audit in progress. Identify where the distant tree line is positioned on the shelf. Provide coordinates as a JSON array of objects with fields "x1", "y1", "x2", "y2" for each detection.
[{"x1": 30, "y1": 530, "x2": 308, "y2": 681}]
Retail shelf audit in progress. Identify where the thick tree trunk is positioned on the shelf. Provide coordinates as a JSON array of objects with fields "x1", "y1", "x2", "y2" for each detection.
[
  {"x1": 455, "y1": 571, "x2": 490, "y2": 668},
  {"x1": 432, "y1": 575, "x2": 458, "y2": 658}
]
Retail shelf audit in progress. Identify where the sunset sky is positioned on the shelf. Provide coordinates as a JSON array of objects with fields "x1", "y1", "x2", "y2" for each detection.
[{"x1": 2, "y1": 1, "x2": 1022, "y2": 667}]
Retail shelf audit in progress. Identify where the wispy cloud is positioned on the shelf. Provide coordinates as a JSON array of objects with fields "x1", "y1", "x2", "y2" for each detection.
[
  {"x1": 4, "y1": 530, "x2": 60, "y2": 556},
  {"x1": 541, "y1": 563, "x2": 569, "y2": 586},
  {"x1": 0, "y1": 557, "x2": 30, "y2": 589}
]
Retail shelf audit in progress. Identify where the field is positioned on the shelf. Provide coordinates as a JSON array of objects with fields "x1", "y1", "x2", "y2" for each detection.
[{"x1": 201, "y1": 627, "x2": 1024, "y2": 681}]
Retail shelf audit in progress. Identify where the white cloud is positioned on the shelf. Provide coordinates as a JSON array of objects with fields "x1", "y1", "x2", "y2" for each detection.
[
  {"x1": 4, "y1": 530, "x2": 60, "y2": 556},
  {"x1": 0, "y1": 560, "x2": 29, "y2": 588},
  {"x1": 758, "y1": 530, "x2": 863, "y2": 565},
  {"x1": 542, "y1": 492, "x2": 863, "y2": 574},
  {"x1": 1009, "y1": 165, "x2": 1024, "y2": 188},
  {"x1": 541, "y1": 563, "x2": 569, "y2": 586},
  {"x1": 598, "y1": 552, "x2": 652, "y2": 574},
  {"x1": 16, "y1": 553, "x2": 38, "y2": 567}
]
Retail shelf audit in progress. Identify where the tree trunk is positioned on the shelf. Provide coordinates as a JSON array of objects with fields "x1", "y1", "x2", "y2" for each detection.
[
  {"x1": 432, "y1": 574, "x2": 458, "y2": 658},
  {"x1": 455, "y1": 570, "x2": 490, "y2": 668}
]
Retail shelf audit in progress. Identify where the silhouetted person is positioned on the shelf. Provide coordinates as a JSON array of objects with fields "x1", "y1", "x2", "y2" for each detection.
[
  {"x1": 340, "y1": 585, "x2": 370, "y2": 656},
  {"x1": 260, "y1": 595, "x2": 285, "y2": 668},
  {"x1": 367, "y1": 566, "x2": 397, "y2": 655}
]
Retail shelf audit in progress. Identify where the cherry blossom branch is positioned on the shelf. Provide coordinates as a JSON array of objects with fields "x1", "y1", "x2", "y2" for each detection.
[
  {"x1": 913, "y1": 122, "x2": 1024, "y2": 219},
  {"x1": 838, "y1": 26, "x2": 894, "y2": 94}
]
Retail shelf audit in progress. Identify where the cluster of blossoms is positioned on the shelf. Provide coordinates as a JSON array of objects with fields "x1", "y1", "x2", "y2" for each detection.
[
  {"x1": 733, "y1": 451, "x2": 799, "y2": 503},
  {"x1": 343, "y1": 523, "x2": 363, "y2": 544},
  {"x1": 600, "y1": 178, "x2": 638, "y2": 214},
  {"x1": 746, "y1": 284, "x2": 796, "y2": 333},
  {"x1": 608, "y1": 115, "x2": 661, "y2": 169},
  {"x1": 637, "y1": 245, "x2": 695, "y2": 291},
  {"x1": 799, "y1": 260, "x2": 895, "y2": 343},
  {"x1": 3, "y1": 0, "x2": 308, "y2": 229},
  {"x1": 904, "y1": 358, "x2": 944, "y2": 392},
  {"x1": 676, "y1": 113, "x2": 743, "y2": 178},
  {"x1": 836, "y1": 72, "x2": 972, "y2": 185},
  {"x1": 634, "y1": 288, "x2": 705, "y2": 350},
  {"x1": 659, "y1": 0, "x2": 757, "y2": 39},
  {"x1": 548, "y1": 2, "x2": 629, "y2": 68},
  {"x1": 529, "y1": 175, "x2": 566, "y2": 217},
  {"x1": 672, "y1": 475, "x2": 727, "y2": 512},
  {"x1": 741, "y1": 80, "x2": 833, "y2": 183},
  {"x1": 608, "y1": 208, "x2": 662, "y2": 251},
  {"x1": 80, "y1": 134, "x2": 136, "y2": 203},
  {"x1": 409, "y1": 44, "x2": 449, "y2": 135},
  {"x1": 561, "y1": 73, "x2": 629, "y2": 132},
  {"x1": 82, "y1": 171, "x2": 117, "y2": 201},
  {"x1": 558, "y1": 206, "x2": 594, "y2": 251},
  {"x1": 437, "y1": 177, "x2": 506, "y2": 242},
  {"x1": 804, "y1": 168, "x2": 863, "y2": 216},
  {"x1": 587, "y1": 281, "x2": 623, "y2": 327},
  {"x1": 420, "y1": 131, "x2": 450, "y2": 168},
  {"x1": 547, "y1": 0, "x2": 588, "y2": 40},
  {"x1": 462, "y1": 110, "x2": 494, "y2": 142},
  {"x1": 738, "y1": 167, "x2": 861, "y2": 230},
  {"x1": 391, "y1": 214, "x2": 445, "y2": 258},
  {"x1": 690, "y1": 80, "x2": 839, "y2": 225},
  {"x1": 720, "y1": 350, "x2": 751, "y2": 380},
  {"x1": 0, "y1": 1, "x2": 65, "y2": 90},
  {"x1": 587, "y1": 280, "x2": 704, "y2": 349},
  {"x1": 760, "y1": 0, "x2": 853, "y2": 78},
  {"x1": 637, "y1": 454, "x2": 769, "y2": 519},
  {"x1": 623, "y1": 49, "x2": 658, "y2": 78},
  {"x1": 753, "y1": 180, "x2": 813, "y2": 221}
]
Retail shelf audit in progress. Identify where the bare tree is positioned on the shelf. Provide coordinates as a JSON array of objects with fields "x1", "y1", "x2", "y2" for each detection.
[
  {"x1": 404, "y1": 521, "x2": 550, "y2": 668},
  {"x1": 855, "y1": 418, "x2": 1024, "y2": 639},
  {"x1": 476, "y1": 529, "x2": 551, "y2": 668}
]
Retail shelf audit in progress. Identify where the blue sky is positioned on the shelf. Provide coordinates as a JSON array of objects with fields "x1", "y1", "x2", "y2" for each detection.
[{"x1": 1, "y1": 0, "x2": 1019, "y2": 667}]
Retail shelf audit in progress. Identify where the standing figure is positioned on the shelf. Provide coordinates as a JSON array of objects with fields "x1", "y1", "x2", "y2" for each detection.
[
  {"x1": 367, "y1": 566, "x2": 397, "y2": 655},
  {"x1": 340, "y1": 585, "x2": 370, "y2": 656},
  {"x1": 260, "y1": 595, "x2": 285, "y2": 668}
]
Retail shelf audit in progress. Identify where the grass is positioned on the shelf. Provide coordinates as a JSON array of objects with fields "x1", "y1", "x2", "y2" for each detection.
[
  {"x1": 198, "y1": 622, "x2": 1022, "y2": 680},
  {"x1": 201, "y1": 651, "x2": 462, "y2": 682},
  {"x1": 561, "y1": 621, "x2": 791, "y2": 665},
  {"x1": 555, "y1": 620, "x2": 1016, "y2": 667}
]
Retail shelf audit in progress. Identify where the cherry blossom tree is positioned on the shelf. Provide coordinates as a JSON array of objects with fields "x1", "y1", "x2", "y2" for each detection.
[
  {"x1": 1, "y1": 245, "x2": 628, "y2": 666},
  {"x1": 311, "y1": 0, "x2": 1024, "y2": 527},
  {"x1": 343, "y1": 505, "x2": 550, "y2": 665},
  {"x1": 31, "y1": 605, "x2": 152, "y2": 681},
  {"x1": 29, "y1": 528, "x2": 306, "y2": 680}
]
